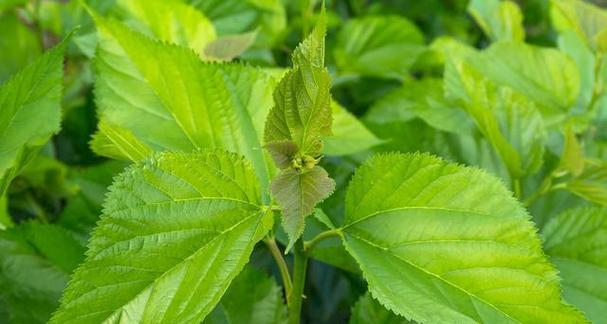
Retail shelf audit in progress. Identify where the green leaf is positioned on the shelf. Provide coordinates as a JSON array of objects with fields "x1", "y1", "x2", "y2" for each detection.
[
  {"x1": 323, "y1": 101, "x2": 382, "y2": 156},
  {"x1": 350, "y1": 292, "x2": 410, "y2": 324},
  {"x1": 0, "y1": 195, "x2": 11, "y2": 230},
  {"x1": 58, "y1": 161, "x2": 126, "y2": 238},
  {"x1": 558, "y1": 30, "x2": 596, "y2": 112},
  {"x1": 51, "y1": 151, "x2": 273, "y2": 323},
  {"x1": 0, "y1": 222, "x2": 84, "y2": 323},
  {"x1": 115, "y1": 0, "x2": 216, "y2": 58},
  {"x1": 542, "y1": 206, "x2": 607, "y2": 324},
  {"x1": 204, "y1": 266, "x2": 287, "y2": 324},
  {"x1": 339, "y1": 153, "x2": 586, "y2": 323},
  {"x1": 204, "y1": 31, "x2": 257, "y2": 61},
  {"x1": 0, "y1": 12, "x2": 42, "y2": 83},
  {"x1": 91, "y1": 16, "x2": 275, "y2": 199},
  {"x1": 469, "y1": 41, "x2": 581, "y2": 117},
  {"x1": 551, "y1": 0, "x2": 607, "y2": 52},
  {"x1": 264, "y1": 10, "x2": 331, "y2": 158},
  {"x1": 566, "y1": 159, "x2": 607, "y2": 206},
  {"x1": 334, "y1": 16, "x2": 425, "y2": 79},
  {"x1": 0, "y1": 35, "x2": 69, "y2": 195},
  {"x1": 90, "y1": 120, "x2": 153, "y2": 161},
  {"x1": 446, "y1": 58, "x2": 546, "y2": 178},
  {"x1": 559, "y1": 127, "x2": 585, "y2": 176},
  {"x1": 189, "y1": 0, "x2": 286, "y2": 48},
  {"x1": 468, "y1": 0, "x2": 525, "y2": 42},
  {"x1": 263, "y1": 9, "x2": 335, "y2": 249},
  {"x1": 271, "y1": 167, "x2": 335, "y2": 251},
  {"x1": 367, "y1": 78, "x2": 474, "y2": 136}
]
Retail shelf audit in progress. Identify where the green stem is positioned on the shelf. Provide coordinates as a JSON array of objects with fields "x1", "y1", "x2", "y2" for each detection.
[
  {"x1": 264, "y1": 238, "x2": 293, "y2": 306},
  {"x1": 304, "y1": 228, "x2": 342, "y2": 252},
  {"x1": 288, "y1": 238, "x2": 307, "y2": 324},
  {"x1": 512, "y1": 178, "x2": 522, "y2": 200}
]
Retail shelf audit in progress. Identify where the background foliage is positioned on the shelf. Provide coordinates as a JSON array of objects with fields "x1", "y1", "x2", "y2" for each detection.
[{"x1": 0, "y1": 0, "x2": 606, "y2": 323}]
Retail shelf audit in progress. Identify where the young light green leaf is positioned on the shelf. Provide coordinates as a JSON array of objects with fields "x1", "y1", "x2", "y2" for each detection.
[
  {"x1": 469, "y1": 41, "x2": 580, "y2": 117},
  {"x1": 350, "y1": 292, "x2": 411, "y2": 324},
  {"x1": 542, "y1": 206, "x2": 607, "y2": 323},
  {"x1": 51, "y1": 151, "x2": 273, "y2": 324},
  {"x1": 566, "y1": 159, "x2": 607, "y2": 206},
  {"x1": 0, "y1": 35, "x2": 69, "y2": 194},
  {"x1": 323, "y1": 101, "x2": 382, "y2": 156},
  {"x1": 264, "y1": 10, "x2": 331, "y2": 158},
  {"x1": 271, "y1": 167, "x2": 335, "y2": 251},
  {"x1": 340, "y1": 153, "x2": 586, "y2": 323},
  {"x1": 559, "y1": 127, "x2": 585, "y2": 176},
  {"x1": 115, "y1": 0, "x2": 216, "y2": 58},
  {"x1": 558, "y1": 30, "x2": 596, "y2": 112},
  {"x1": 204, "y1": 266, "x2": 287, "y2": 324},
  {"x1": 91, "y1": 16, "x2": 275, "y2": 198},
  {"x1": 204, "y1": 31, "x2": 257, "y2": 61},
  {"x1": 0, "y1": 222, "x2": 84, "y2": 324},
  {"x1": 551, "y1": 0, "x2": 607, "y2": 52},
  {"x1": 446, "y1": 59, "x2": 546, "y2": 178},
  {"x1": 468, "y1": 0, "x2": 525, "y2": 42},
  {"x1": 334, "y1": 16, "x2": 425, "y2": 79},
  {"x1": 263, "y1": 9, "x2": 335, "y2": 248}
]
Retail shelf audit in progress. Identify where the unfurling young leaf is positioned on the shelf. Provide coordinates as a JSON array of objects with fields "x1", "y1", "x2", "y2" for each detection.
[
  {"x1": 271, "y1": 167, "x2": 335, "y2": 250},
  {"x1": 339, "y1": 153, "x2": 586, "y2": 323},
  {"x1": 50, "y1": 151, "x2": 273, "y2": 323},
  {"x1": 264, "y1": 7, "x2": 335, "y2": 250}
]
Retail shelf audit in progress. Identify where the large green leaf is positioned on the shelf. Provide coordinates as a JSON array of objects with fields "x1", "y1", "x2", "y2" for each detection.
[
  {"x1": 467, "y1": 0, "x2": 525, "y2": 42},
  {"x1": 469, "y1": 41, "x2": 580, "y2": 117},
  {"x1": 0, "y1": 36, "x2": 68, "y2": 194},
  {"x1": 91, "y1": 16, "x2": 275, "y2": 198},
  {"x1": 204, "y1": 266, "x2": 287, "y2": 324},
  {"x1": 334, "y1": 16, "x2": 425, "y2": 79},
  {"x1": 542, "y1": 207, "x2": 607, "y2": 324},
  {"x1": 339, "y1": 153, "x2": 585, "y2": 323},
  {"x1": 0, "y1": 222, "x2": 84, "y2": 323},
  {"x1": 51, "y1": 151, "x2": 273, "y2": 323}
]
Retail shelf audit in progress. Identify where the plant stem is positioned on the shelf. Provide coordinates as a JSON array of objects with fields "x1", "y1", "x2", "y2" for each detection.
[
  {"x1": 304, "y1": 228, "x2": 341, "y2": 252},
  {"x1": 288, "y1": 238, "x2": 308, "y2": 324},
  {"x1": 512, "y1": 178, "x2": 522, "y2": 200},
  {"x1": 264, "y1": 238, "x2": 293, "y2": 305}
]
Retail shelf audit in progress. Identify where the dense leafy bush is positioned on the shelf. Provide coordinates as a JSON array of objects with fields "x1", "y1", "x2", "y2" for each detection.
[{"x1": 0, "y1": 0, "x2": 606, "y2": 323}]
